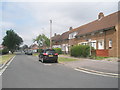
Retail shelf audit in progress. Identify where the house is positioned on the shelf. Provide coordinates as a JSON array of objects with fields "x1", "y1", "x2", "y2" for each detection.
[
  {"x1": 29, "y1": 44, "x2": 39, "y2": 53},
  {"x1": 52, "y1": 11, "x2": 120, "y2": 57},
  {"x1": 0, "y1": 45, "x2": 4, "y2": 50},
  {"x1": 52, "y1": 33, "x2": 61, "y2": 48},
  {"x1": 52, "y1": 31, "x2": 70, "y2": 54}
]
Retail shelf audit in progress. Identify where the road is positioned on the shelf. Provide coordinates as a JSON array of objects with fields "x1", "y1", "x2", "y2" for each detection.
[{"x1": 2, "y1": 53, "x2": 118, "y2": 88}]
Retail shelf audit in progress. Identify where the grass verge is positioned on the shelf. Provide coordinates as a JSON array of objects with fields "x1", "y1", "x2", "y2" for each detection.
[
  {"x1": 90, "y1": 56, "x2": 109, "y2": 60},
  {"x1": 33, "y1": 53, "x2": 39, "y2": 57},
  {"x1": 58, "y1": 57, "x2": 77, "y2": 62},
  {"x1": 0, "y1": 54, "x2": 15, "y2": 64}
]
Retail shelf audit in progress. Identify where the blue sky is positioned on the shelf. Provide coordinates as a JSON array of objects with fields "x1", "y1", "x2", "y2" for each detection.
[{"x1": 0, "y1": 1, "x2": 119, "y2": 46}]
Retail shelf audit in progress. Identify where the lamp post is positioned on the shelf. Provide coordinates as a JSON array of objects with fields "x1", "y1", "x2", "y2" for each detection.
[{"x1": 50, "y1": 20, "x2": 52, "y2": 49}]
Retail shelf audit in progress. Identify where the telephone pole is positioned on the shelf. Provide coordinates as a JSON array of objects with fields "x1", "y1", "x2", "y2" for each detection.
[{"x1": 50, "y1": 20, "x2": 52, "y2": 49}]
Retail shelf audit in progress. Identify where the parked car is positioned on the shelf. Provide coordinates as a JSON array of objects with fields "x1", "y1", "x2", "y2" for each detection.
[
  {"x1": 38, "y1": 49, "x2": 58, "y2": 63},
  {"x1": 25, "y1": 50, "x2": 33, "y2": 55}
]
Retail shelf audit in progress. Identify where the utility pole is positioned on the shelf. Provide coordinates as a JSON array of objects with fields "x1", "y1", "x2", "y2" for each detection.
[{"x1": 50, "y1": 20, "x2": 52, "y2": 49}]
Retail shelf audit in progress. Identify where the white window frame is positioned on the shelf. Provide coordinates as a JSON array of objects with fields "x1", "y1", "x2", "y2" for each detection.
[
  {"x1": 69, "y1": 32, "x2": 77, "y2": 39},
  {"x1": 109, "y1": 39, "x2": 112, "y2": 48},
  {"x1": 98, "y1": 39, "x2": 104, "y2": 49}
]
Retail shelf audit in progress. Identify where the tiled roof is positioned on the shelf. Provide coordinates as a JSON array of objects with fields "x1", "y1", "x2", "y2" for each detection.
[
  {"x1": 52, "y1": 31, "x2": 69, "y2": 41},
  {"x1": 52, "y1": 11, "x2": 119, "y2": 41},
  {"x1": 60, "y1": 31, "x2": 69, "y2": 40},
  {"x1": 52, "y1": 34, "x2": 61, "y2": 41},
  {"x1": 75, "y1": 11, "x2": 119, "y2": 36}
]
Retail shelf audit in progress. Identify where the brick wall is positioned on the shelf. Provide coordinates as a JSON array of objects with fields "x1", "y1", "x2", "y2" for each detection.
[{"x1": 96, "y1": 49, "x2": 109, "y2": 57}]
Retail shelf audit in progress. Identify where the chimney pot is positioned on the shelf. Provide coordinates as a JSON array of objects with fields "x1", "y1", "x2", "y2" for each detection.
[
  {"x1": 69, "y1": 27, "x2": 73, "y2": 30},
  {"x1": 54, "y1": 33, "x2": 57, "y2": 36},
  {"x1": 98, "y1": 12, "x2": 104, "y2": 19}
]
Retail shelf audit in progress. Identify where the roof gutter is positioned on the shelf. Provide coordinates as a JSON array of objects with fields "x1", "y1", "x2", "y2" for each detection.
[{"x1": 75, "y1": 26, "x2": 115, "y2": 38}]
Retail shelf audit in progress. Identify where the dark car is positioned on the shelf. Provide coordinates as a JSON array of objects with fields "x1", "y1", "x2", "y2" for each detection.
[{"x1": 38, "y1": 49, "x2": 58, "y2": 63}]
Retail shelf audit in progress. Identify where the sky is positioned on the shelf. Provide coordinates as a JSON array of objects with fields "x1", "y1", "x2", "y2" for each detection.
[{"x1": 0, "y1": 0, "x2": 119, "y2": 46}]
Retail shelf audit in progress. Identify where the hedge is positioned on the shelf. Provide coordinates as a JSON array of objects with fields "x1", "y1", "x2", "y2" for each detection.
[
  {"x1": 37, "y1": 49, "x2": 43, "y2": 53},
  {"x1": 53, "y1": 48, "x2": 62, "y2": 54},
  {"x1": 70, "y1": 45, "x2": 92, "y2": 57},
  {"x1": 1, "y1": 48, "x2": 9, "y2": 55}
]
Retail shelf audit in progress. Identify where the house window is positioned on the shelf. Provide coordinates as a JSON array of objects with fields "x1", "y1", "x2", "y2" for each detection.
[
  {"x1": 69, "y1": 32, "x2": 77, "y2": 39},
  {"x1": 100, "y1": 31, "x2": 103, "y2": 34},
  {"x1": 109, "y1": 39, "x2": 112, "y2": 49},
  {"x1": 98, "y1": 39, "x2": 104, "y2": 49}
]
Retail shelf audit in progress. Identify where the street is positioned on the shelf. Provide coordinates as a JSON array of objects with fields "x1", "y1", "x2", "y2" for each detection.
[{"x1": 2, "y1": 54, "x2": 118, "y2": 88}]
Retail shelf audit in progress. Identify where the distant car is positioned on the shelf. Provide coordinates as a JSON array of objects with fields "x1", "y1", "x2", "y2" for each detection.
[
  {"x1": 24, "y1": 50, "x2": 28, "y2": 54},
  {"x1": 38, "y1": 49, "x2": 58, "y2": 63},
  {"x1": 25, "y1": 50, "x2": 33, "y2": 55}
]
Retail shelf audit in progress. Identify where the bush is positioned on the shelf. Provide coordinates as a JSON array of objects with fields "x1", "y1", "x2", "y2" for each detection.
[
  {"x1": 53, "y1": 48, "x2": 62, "y2": 54},
  {"x1": 70, "y1": 45, "x2": 92, "y2": 57},
  {"x1": 2, "y1": 48, "x2": 9, "y2": 55},
  {"x1": 0, "y1": 50, "x2": 2, "y2": 55},
  {"x1": 37, "y1": 49, "x2": 43, "y2": 53}
]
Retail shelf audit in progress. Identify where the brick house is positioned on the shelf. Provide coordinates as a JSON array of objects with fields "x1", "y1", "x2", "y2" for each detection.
[
  {"x1": 30, "y1": 44, "x2": 39, "y2": 53},
  {"x1": 0, "y1": 45, "x2": 4, "y2": 50},
  {"x1": 52, "y1": 31, "x2": 70, "y2": 54},
  {"x1": 52, "y1": 11, "x2": 120, "y2": 57}
]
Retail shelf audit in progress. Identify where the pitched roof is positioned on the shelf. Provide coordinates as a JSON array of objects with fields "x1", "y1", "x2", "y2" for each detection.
[
  {"x1": 51, "y1": 11, "x2": 119, "y2": 41},
  {"x1": 60, "y1": 31, "x2": 69, "y2": 40},
  {"x1": 75, "y1": 11, "x2": 119, "y2": 36},
  {"x1": 52, "y1": 34, "x2": 61, "y2": 41},
  {"x1": 52, "y1": 31, "x2": 69, "y2": 41}
]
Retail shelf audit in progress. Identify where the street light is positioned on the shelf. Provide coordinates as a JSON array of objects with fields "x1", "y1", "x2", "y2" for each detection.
[{"x1": 50, "y1": 20, "x2": 52, "y2": 49}]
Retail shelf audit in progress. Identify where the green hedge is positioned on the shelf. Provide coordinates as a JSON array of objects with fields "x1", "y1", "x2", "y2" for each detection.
[
  {"x1": 37, "y1": 49, "x2": 43, "y2": 53},
  {"x1": 70, "y1": 45, "x2": 92, "y2": 57},
  {"x1": 53, "y1": 48, "x2": 62, "y2": 54},
  {"x1": 2, "y1": 48, "x2": 9, "y2": 55},
  {"x1": 0, "y1": 50, "x2": 2, "y2": 55}
]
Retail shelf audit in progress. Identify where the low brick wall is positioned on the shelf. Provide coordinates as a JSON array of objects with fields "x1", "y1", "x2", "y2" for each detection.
[{"x1": 96, "y1": 49, "x2": 109, "y2": 57}]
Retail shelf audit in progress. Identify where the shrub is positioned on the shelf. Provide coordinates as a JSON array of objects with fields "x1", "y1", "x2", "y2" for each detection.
[
  {"x1": 70, "y1": 45, "x2": 92, "y2": 57},
  {"x1": 37, "y1": 49, "x2": 43, "y2": 53},
  {"x1": 2, "y1": 48, "x2": 9, "y2": 55},
  {"x1": 53, "y1": 48, "x2": 62, "y2": 54},
  {"x1": 0, "y1": 50, "x2": 2, "y2": 55}
]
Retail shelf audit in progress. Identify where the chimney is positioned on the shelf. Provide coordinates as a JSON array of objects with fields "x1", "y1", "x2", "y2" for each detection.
[
  {"x1": 69, "y1": 27, "x2": 73, "y2": 31},
  {"x1": 98, "y1": 12, "x2": 104, "y2": 19},
  {"x1": 54, "y1": 33, "x2": 57, "y2": 36}
]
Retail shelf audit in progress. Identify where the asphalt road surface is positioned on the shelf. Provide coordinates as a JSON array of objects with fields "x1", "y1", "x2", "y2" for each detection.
[{"x1": 2, "y1": 53, "x2": 118, "y2": 88}]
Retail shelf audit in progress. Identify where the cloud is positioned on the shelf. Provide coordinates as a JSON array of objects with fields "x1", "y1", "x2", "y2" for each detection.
[
  {"x1": 1, "y1": 2, "x2": 118, "y2": 46},
  {"x1": 0, "y1": 21, "x2": 15, "y2": 29}
]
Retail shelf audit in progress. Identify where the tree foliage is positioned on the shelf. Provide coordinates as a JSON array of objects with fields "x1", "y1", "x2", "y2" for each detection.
[
  {"x1": 2, "y1": 30, "x2": 23, "y2": 53},
  {"x1": 22, "y1": 44, "x2": 28, "y2": 51},
  {"x1": 33, "y1": 34, "x2": 50, "y2": 48}
]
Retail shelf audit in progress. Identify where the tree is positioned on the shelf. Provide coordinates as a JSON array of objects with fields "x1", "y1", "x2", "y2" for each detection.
[
  {"x1": 22, "y1": 44, "x2": 28, "y2": 51},
  {"x1": 2, "y1": 29, "x2": 23, "y2": 53},
  {"x1": 33, "y1": 34, "x2": 50, "y2": 48}
]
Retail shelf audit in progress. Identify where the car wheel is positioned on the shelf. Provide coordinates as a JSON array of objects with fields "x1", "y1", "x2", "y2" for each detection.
[
  {"x1": 41, "y1": 58, "x2": 44, "y2": 63},
  {"x1": 55, "y1": 60, "x2": 58, "y2": 63},
  {"x1": 38, "y1": 57, "x2": 41, "y2": 61}
]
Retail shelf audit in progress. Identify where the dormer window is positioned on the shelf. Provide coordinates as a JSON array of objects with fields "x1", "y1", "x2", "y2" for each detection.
[
  {"x1": 100, "y1": 31, "x2": 103, "y2": 34},
  {"x1": 69, "y1": 32, "x2": 77, "y2": 39},
  {"x1": 83, "y1": 35, "x2": 86, "y2": 38},
  {"x1": 91, "y1": 33, "x2": 95, "y2": 36}
]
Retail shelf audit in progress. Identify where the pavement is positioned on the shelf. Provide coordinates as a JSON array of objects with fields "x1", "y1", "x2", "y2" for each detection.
[
  {"x1": 59, "y1": 55, "x2": 119, "y2": 75},
  {"x1": 2, "y1": 53, "x2": 118, "y2": 88}
]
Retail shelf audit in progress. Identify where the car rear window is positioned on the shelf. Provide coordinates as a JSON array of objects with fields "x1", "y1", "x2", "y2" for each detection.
[{"x1": 46, "y1": 51, "x2": 55, "y2": 53}]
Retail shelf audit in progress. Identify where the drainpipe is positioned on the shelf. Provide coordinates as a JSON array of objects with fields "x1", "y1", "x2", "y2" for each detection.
[{"x1": 104, "y1": 31, "x2": 106, "y2": 50}]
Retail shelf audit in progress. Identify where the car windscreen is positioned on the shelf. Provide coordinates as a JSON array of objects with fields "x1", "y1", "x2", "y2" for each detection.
[{"x1": 46, "y1": 51, "x2": 55, "y2": 54}]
